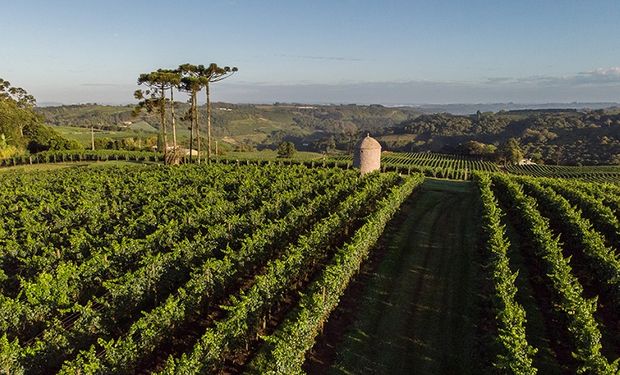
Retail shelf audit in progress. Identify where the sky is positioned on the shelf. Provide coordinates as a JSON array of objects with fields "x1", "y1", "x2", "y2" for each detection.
[{"x1": 1, "y1": 0, "x2": 620, "y2": 105}]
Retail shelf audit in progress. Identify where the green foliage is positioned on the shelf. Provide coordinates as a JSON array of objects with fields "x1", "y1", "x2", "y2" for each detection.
[
  {"x1": 390, "y1": 110, "x2": 620, "y2": 165},
  {"x1": 37, "y1": 103, "x2": 418, "y2": 153},
  {"x1": 276, "y1": 141, "x2": 296, "y2": 158},
  {"x1": 0, "y1": 78, "x2": 79, "y2": 155},
  {"x1": 492, "y1": 174, "x2": 618, "y2": 374},
  {"x1": 0, "y1": 133, "x2": 20, "y2": 158},
  {"x1": 248, "y1": 174, "x2": 424, "y2": 374},
  {"x1": 538, "y1": 179, "x2": 620, "y2": 245},
  {"x1": 498, "y1": 138, "x2": 524, "y2": 165},
  {"x1": 0, "y1": 133, "x2": 8, "y2": 149},
  {"x1": 461, "y1": 140, "x2": 497, "y2": 156},
  {"x1": 506, "y1": 163, "x2": 620, "y2": 183},
  {"x1": 331, "y1": 151, "x2": 499, "y2": 180},
  {"x1": 94, "y1": 136, "x2": 157, "y2": 151},
  {"x1": 23, "y1": 121, "x2": 82, "y2": 153},
  {"x1": 473, "y1": 173, "x2": 538, "y2": 374},
  {"x1": 33, "y1": 103, "x2": 620, "y2": 164},
  {"x1": 1, "y1": 145, "x2": 619, "y2": 374},
  {"x1": 156, "y1": 172, "x2": 402, "y2": 374},
  {"x1": 37, "y1": 104, "x2": 139, "y2": 129},
  {"x1": 0, "y1": 164, "x2": 378, "y2": 373},
  {"x1": 0, "y1": 334, "x2": 24, "y2": 375},
  {"x1": 517, "y1": 177, "x2": 620, "y2": 305}
]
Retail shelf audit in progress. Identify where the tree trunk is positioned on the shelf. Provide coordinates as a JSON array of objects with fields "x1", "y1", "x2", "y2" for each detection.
[
  {"x1": 170, "y1": 88, "x2": 177, "y2": 150},
  {"x1": 188, "y1": 92, "x2": 194, "y2": 163},
  {"x1": 160, "y1": 86, "x2": 168, "y2": 161},
  {"x1": 194, "y1": 91, "x2": 201, "y2": 164},
  {"x1": 206, "y1": 83, "x2": 211, "y2": 162}
]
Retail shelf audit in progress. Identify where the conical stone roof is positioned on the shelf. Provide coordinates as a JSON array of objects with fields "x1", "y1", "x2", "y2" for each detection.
[{"x1": 357, "y1": 134, "x2": 381, "y2": 150}]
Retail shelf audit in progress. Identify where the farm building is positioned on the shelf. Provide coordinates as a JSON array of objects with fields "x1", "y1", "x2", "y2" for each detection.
[{"x1": 353, "y1": 134, "x2": 381, "y2": 175}]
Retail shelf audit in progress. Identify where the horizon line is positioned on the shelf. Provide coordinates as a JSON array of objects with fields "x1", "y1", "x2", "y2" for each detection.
[{"x1": 35, "y1": 100, "x2": 620, "y2": 108}]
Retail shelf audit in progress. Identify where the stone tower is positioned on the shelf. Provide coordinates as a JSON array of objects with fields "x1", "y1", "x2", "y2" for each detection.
[{"x1": 353, "y1": 134, "x2": 381, "y2": 175}]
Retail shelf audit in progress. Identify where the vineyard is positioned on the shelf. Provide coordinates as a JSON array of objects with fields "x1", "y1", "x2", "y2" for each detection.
[
  {"x1": 506, "y1": 163, "x2": 620, "y2": 183},
  {"x1": 331, "y1": 151, "x2": 500, "y2": 179},
  {"x1": 1, "y1": 156, "x2": 619, "y2": 374},
  {"x1": 473, "y1": 173, "x2": 620, "y2": 374},
  {"x1": 0, "y1": 150, "x2": 164, "y2": 166},
  {"x1": 380, "y1": 152, "x2": 499, "y2": 172},
  {"x1": 2, "y1": 149, "x2": 620, "y2": 183},
  {"x1": 0, "y1": 163, "x2": 422, "y2": 374},
  {"x1": 4, "y1": 2, "x2": 620, "y2": 373},
  {"x1": 330, "y1": 151, "x2": 620, "y2": 182}
]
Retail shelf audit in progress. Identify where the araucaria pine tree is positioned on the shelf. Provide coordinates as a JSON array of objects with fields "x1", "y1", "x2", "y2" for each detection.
[{"x1": 198, "y1": 64, "x2": 237, "y2": 161}]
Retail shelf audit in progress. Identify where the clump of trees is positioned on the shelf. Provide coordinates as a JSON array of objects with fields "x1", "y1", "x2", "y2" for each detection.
[
  {"x1": 459, "y1": 138, "x2": 523, "y2": 165},
  {"x1": 460, "y1": 140, "x2": 497, "y2": 157},
  {"x1": 94, "y1": 136, "x2": 158, "y2": 151},
  {"x1": 388, "y1": 110, "x2": 620, "y2": 165},
  {"x1": 134, "y1": 63, "x2": 238, "y2": 164},
  {"x1": 0, "y1": 78, "x2": 78, "y2": 157},
  {"x1": 497, "y1": 138, "x2": 524, "y2": 165},
  {"x1": 277, "y1": 141, "x2": 296, "y2": 158}
]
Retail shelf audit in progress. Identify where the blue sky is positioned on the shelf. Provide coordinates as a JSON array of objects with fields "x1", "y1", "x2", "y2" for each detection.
[{"x1": 1, "y1": 0, "x2": 620, "y2": 104}]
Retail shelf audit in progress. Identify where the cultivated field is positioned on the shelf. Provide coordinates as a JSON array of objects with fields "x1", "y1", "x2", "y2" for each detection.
[
  {"x1": 0, "y1": 163, "x2": 420, "y2": 373},
  {"x1": 307, "y1": 176, "x2": 619, "y2": 374},
  {"x1": 506, "y1": 163, "x2": 620, "y2": 183},
  {"x1": 0, "y1": 160, "x2": 618, "y2": 374},
  {"x1": 3, "y1": 149, "x2": 620, "y2": 183},
  {"x1": 331, "y1": 151, "x2": 620, "y2": 182}
]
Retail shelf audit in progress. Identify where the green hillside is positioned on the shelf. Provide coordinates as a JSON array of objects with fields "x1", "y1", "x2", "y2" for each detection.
[
  {"x1": 54, "y1": 126, "x2": 158, "y2": 148},
  {"x1": 37, "y1": 103, "x2": 418, "y2": 152},
  {"x1": 37, "y1": 104, "x2": 620, "y2": 165},
  {"x1": 128, "y1": 120, "x2": 158, "y2": 132}
]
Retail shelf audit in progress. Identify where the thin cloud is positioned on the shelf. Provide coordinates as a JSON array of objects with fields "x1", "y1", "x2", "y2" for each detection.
[
  {"x1": 583, "y1": 67, "x2": 620, "y2": 76},
  {"x1": 483, "y1": 77, "x2": 513, "y2": 84},
  {"x1": 38, "y1": 67, "x2": 620, "y2": 105},
  {"x1": 214, "y1": 78, "x2": 620, "y2": 105},
  {"x1": 81, "y1": 83, "x2": 134, "y2": 87},
  {"x1": 485, "y1": 67, "x2": 620, "y2": 87},
  {"x1": 574, "y1": 67, "x2": 620, "y2": 85},
  {"x1": 276, "y1": 53, "x2": 364, "y2": 62}
]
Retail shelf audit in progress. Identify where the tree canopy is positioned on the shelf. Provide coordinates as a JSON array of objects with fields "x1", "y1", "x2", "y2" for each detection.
[
  {"x1": 0, "y1": 78, "x2": 78, "y2": 157},
  {"x1": 277, "y1": 141, "x2": 296, "y2": 158}
]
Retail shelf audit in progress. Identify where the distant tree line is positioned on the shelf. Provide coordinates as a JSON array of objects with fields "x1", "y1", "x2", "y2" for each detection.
[
  {"x1": 384, "y1": 110, "x2": 620, "y2": 165},
  {"x1": 35, "y1": 102, "x2": 620, "y2": 166}
]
